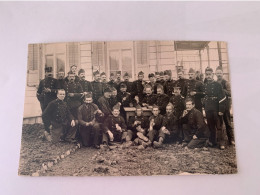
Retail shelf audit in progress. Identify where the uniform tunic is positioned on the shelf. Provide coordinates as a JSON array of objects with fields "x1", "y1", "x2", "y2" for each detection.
[
  {"x1": 120, "y1": 81, "x2": 133, "y2": 93},
  {"x1": 159, "y1": 112, "x2": 179, "y2": 142},
  {"x1": 148, "y1": 114, "x2": 164, "y2": 141},
  {"x1": 79, "y1": 79, "x2": 93, "y2": 93},
  {"x1": 98, "y1": 96, "x2": 112, "y2": 118},
  {"x1": 169, "y1": 95, "x2": 185, "y2": 120},
  {"x1": 57, "y1": 78, "x2": 66, "y2": 90},
  {"x1": 91, "y1": 81, "x2": 104, "y2": 104},
  {"x1": 142, "y1": 94, "x2": 157, "y2": 106},
  {"x1": 175, "y1": 78, "x2": 188, "y2": 97},
  {"x1": 156, "y1": 93, "x2": 170, "y2": 115},
  {"x1": 163, "y1": 79, "x2": 176, "y2": 97},
  {"x1": 131, "y1": 80, "x2": 146, "y2": 103}
]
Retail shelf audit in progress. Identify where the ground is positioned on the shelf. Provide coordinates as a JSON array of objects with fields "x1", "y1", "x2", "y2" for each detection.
[{"x1": 18, "y1": 124, "x2": 237, "y2": 176}]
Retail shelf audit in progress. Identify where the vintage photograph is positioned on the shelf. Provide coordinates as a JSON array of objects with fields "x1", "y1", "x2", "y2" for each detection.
[{"x1": 19, "y1": 40, "x2": 237, "y2": 176}]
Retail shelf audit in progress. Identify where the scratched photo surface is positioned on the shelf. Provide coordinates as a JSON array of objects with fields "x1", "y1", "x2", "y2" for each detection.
[{"x1": 19, "y1": 41, "x2": 237, "y2": 176}]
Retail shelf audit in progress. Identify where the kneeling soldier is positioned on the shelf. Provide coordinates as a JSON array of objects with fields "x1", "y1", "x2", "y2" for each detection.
[
  {"x1": 153, "y1": 103, "x2": 179, "y2": 148},
  {"x1": 78, "y1": 94, "x2": 103, "y2": 149},
  {"x1": 42, "y1": 89, "x2": 77, "y2": 143},
  {"x1": 180, "y1": 98, "x2": 210, "y2": 149},
  {"x1": 102, "y1": 105, "x2": 128, "y2": 146}
]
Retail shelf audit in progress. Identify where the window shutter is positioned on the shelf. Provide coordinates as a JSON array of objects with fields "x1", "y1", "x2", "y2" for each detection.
[{"x1": 27, "y1": 44, "x2": 39, "y2": 86}]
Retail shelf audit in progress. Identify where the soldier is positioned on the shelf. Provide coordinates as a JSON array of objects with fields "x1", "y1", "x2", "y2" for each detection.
[
  {"x1": 117, "y1": 83, "x2": 131, "y2": 119},
  {"x1": 153, "y1": 103, "x2": 179, "y2": 148},
  {"x1": 109, "y1": 87, "x2": 119, "y2": 108},
  {"x1": 163, "y1": 70, "x2": 175, "y2": 97},
  {"x1": 147, "y1": 105, "x2": 164, "y2": 147},
  {"x1": 203, "y1": 67, "x2": 226, "y2": 150},
  {"x1": 64, "y1": 71, "x2": 83, "y2": 125},
  {"x1": 78, "y1": 69, "x2": 93, "y2": 96},
  {"x1": 57, "y1": 69, "x2": 66, "y2": 90},
  {"x1": 180, "y1": 98, "x2": 210, "y2": 149},
  {"x1": 132, "y1": 71, "x2": 146, "y2": 103},
  {"x1": 107, "y1": 73, "x2": 118, "y2": 89},
  {"x1": 102, "y1": 105, "x2": 128, "y2": 146},
  {"x1": 215, "y1": 66, "x2": 235, "y2": 145},
  {"x1": 77, "y1": 93, "x2": 103, "y2": 149},
  {"x1": 42, "y1": 89, "x2": 76, "y2": 143},
  {"x1": 142, "y1": 84, "x2": 157, "y2": 108},
  {"x1": 155, "y1": 84, "x2": 170, "y2": 115},
  {"x1": 175, "y1": 69, "x2": 187, "y2": 97},
  {"x1": 128, "y1": 105, "x2": 150, "y2": 145},
  {"x1": 147, "y1": 73, "x2": 156, "y2": 92},
  {"x1": 120, "y1": 72, "x2": 133, "y2": 93},
  {"x1": 154, "y1": 71, "x2": 165, "y2": 94},
  {"x1": 169, "y1": 86, "x2": 185, "y2": 120},
  {"x1": 184, "y1": 68, "x2": 205, "y2": 113},
  {"x1": 65, "y1": 65, "x2": 80, "y2": 83},
  {"x1": 100, "y1": 72, "x2": 109, "y2": 91},
  {"x1": 91, "y1": 70, "x2": 104, "y2": 104},
  {"x1": 155, "y1": 72, "x2": 160, "y2": 82},
  {"x1": 97, "y1": 87, "x2": 112, "y2": 118},
  {"x1": 115, "y1": 70, "x2": 122, "y2": 90}
]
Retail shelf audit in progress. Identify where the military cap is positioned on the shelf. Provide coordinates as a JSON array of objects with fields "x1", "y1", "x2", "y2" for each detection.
[
  {"x1": 216, "y1": 66, "x2": 223, "y2": 71},
  {"x1": 45, "y1": 67, "x2": 52, "y2": 73},
  {"x1": 159, "y1": 71, "x2": 164, "y2": 76},
  {"x1": 110, "y1": 72, "x2": 115, "y2": 77},
  {"x1": 120, "y1": 83, "x2": 127, "y2": 88},
  {"x1": 71, "y1": 64, "x2": 77, "y2": 68},
  {"x1": 138, "y1": 71, "x2": 144, "y2": 76},
  {"x1": 188, "y1": 68, "x2": 195, "y2": 74},
  {"x1": 78, "y1": 69, "x2": 85, "y2": 75},
  {"x1": 123, "y1": 72, "x2": 129, "y2": 77},
  {"x1": 165, "y1": 70, "x2": 172, "y2": 76},
  {"x1": 67, "y1": 70, "x2": 74, "y2": 75},
  {"x1": 177, "y1": 69, "x2": 184, "y2": 73},
  {"x1": 112, "y1": 104, "x2": 121, "y2": 111},
  {"x1": 100, "y1": 72, "x2": 106, "y2": 76},
  {"x1": 205, "y1": 67, "x2": 213, "y2": 73},
  {"x1": 135, "y1": 104, "x2": 142, "y2": 110},
  {"x1": 116, "y1": 71, "x2": 121, "y2": 75},
  {"x1": 148, "y1": 73, "x2": 155, "y2": 78},
  {"x1": 104, "y1": 87, "x2": 112, "y2": 93},
  {"x1": 155, "y1": 72, "x2": 160, "y2": 75},
  {"x1": 93, "y1": 70, "x2": 100, "y2": 76}
]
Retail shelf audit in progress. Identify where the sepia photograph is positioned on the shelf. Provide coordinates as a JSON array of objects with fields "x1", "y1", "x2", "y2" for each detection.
[{"x1": 19, "y1": 40, "x2": 237, "y2": 176}]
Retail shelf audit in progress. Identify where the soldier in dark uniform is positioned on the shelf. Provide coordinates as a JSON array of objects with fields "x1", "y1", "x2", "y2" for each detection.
[
  {"x1": 203, "y1": 67, "x2": 226, "y2": 150},
  {"x1": 57, "y1": 69, "x2": 66, "y2": 90},
  {"x1": 42, "y1": 89, "x2": 77, "y2": 143},
  {"x1": 64, "y1": 65, "x2": 80, "y2": 83},
  {"x1": 183, "y1": 68, "x2": 205, "y2": 113},
  {"x1": 127, "y1": 105, "x2": 149, "y2": 144},
  {"x1": 147, "y1": 73, "x2": 156, "y2": 93},
  {"x1": 215, "y1": 66, "x2": 235, "y2": 145},
  {"x1": 153, "y1": 103, "x2": 179, "y2": 148},
  {"x1": 154, "y1": 72, "x2": 165, "y2": 94},
  {"x1": 109, "y1": 87, "x2": 119, "y2": 108},
  {"x1": 180, "y1": 98, "x2": 210, "y2": 149},
  {"x1": 102, "y1": 105, "x2": 128, "y2": 146},
  {"x1": 117, "y1": 83, "x2": 131, "y2": 119},
  {"x1": 64, "y1": 71, "x2": 83, "y2": 123},
  {"x1": 77, "y1": 93, "x2": 103, "y2": 149},
  {"x1": 142, "y1": 84, "x2": 157, "y2": 108},
  {"x1": 155, "y1": 72, "x2": 160, "y2": 82},
  {"x1": 169, "y1": 86, "x2": 185, "y2": 120},
  {"x1": 155, "y1": 84, "x2": 170, "y2": 115},
  {"x1": 91, "y1": 70, "x2": 104, "y2": 105},
  {"x1": 97, "y1": 87, "x2": 112, "y2": 118},
  {"x1": 115, "y1": 71, "x2": 122, "y2": 91},
  {"x1": 131, "y1": 71, "x2": 146, "y2": 103},
  {"x1": 100, "y1": 72, "x2": 109, "y2": 90},
  {"x1": 107, "y1": 73, "x2": 118, "y2": 89},
  {"x1": 120, "y1": 72, "x2": 133, "y2": 93},
  {"x1": 163, "y1": 70, "x2": 175, "y2": 97},
  {"x1": 78, "y1": 69, "x2": 93, "y2": 98},
  {"x1": 175, "y1": 69, "x2": 188, "y2": 97}
]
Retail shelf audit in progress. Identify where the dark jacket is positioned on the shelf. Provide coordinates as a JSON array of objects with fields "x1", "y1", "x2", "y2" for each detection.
[
  {"x1": 163, "y1": 79, "x2": 176, "y2": 97},
  {"x1": 91, "y1": 80, "x2": 104, "y2": 103},
  {"x1": 169, "y1": 95, "x2": 185, "y2": 119},
  {"x1": 128, "y1": 115, "x2": 149, "y2": 133},
  {"x1": 142, "y1": 94, "x2": 157, "y2": 106},
  {"x1": 162, "y1": 112, "x2": 178, "y2": 132},
  {"x1": 131, "y1": 80, "x2": 146, "y2": 102},
  {"x1": 77, "y1": 103, "x2": 99, "y2": 126},
  {"x1": 218, "y1": 79, "x2": 232, "y2": 110},
  {"x1": 156, "y1": 93, "x2": 170, "y2": 114},
  {"x1": 149, "y1": 114, "x2": 164, "y2": 131},
  {"x1": 64, "y1": 81, "x2": 83, "y2": 110},
  {"x1": 98, "y1": 96, "x2": 112, "y2": 117},
  {"x1": 104, "y1": 115, "x2": 127, "y2": 133},
  {"x1": 79, "y1": 79, "x2": 93, "y2": 93}
]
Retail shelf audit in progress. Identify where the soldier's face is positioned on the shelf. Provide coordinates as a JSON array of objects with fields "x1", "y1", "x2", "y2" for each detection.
[
  {"x1": 160, "y1": 75, "x2": 164, "y2": 80},
  {"x1": 104, "y1": 92, "x2": 111, "y2": 98},
  {"x1": 186, "y1": 101, "x2": 195, "y2": 111},
  {"x1": 120, "y1": 87, "x2": 127, "y2": 93},
  {"x1": 79, "y1": 72, "x2": 85, "y2": 80},
  {"x1": 110, "y1": 75, "x2": 115, "y2": 81},
  {"x1": 124, "y1": 76, "x2": 129, "y2": 82},
  {"x1": 57, "y1": 90, "x2": 65, "y2": 100},
  {"x1": 71, "y1": 66, "x2": 77, "y2": 74},
  {"x1": 165, "y1": 75, "x2": 170, "y2": 81},
  {"x1": 136, "y1": 109, "x2": 142, "y2": 116},
  {"x1": 112, "y1": 109, "x2": 120, "y2": 117},
  {"x1": 116, "y1": 74, "x2": 121, "y2": 80},
  {"x1": 68, "y1": 74, "x2": 75, "y2": 82},
  {"x1": 58, "y1": 72, "x2": 65, "y2": 79},
  {"x1": 178, "y1": 72, "x2": 184, "y2": 79},
  {"x1": 84, "y1": 97, "x2": 93, "y2": 104},
  {"x1": 157, "y1": 88, "x2": 163, "y2": 95},
  {"x1": 152, "y1": 108, "x2": 159, "y2": 116},
  {"x1": 145, "y1": 88, "x2": 152, "y2": 95},
  {"x1": 138, "y1": 75, "x2": 144, "y2": 81},
  {"x1": 101, "y1": 75, "x2": 106, "y2": 82},
  {"x1": 155, "y1": 75, "x2": 160, "y2": 81},
  {"x1": 166, "y1": 106, "x2": 173, "y2": 114},
  {"x1": 205, "y1": 71, "x2": 214, "y2": 81},
  {"x1": 45, "y1": 72, "x2": 53, "y2": 78},
  {"x1": 215, "y1": 70, "x2": 223, "y2": 80},
  {"x1": 94, "y1": 74, "x2": 101, "y2": 81},
  {"x1": 112, "y1": 90, "x2": 117, "y2": 97},
  {"x1": 149, "y1": 76, "x2": 155, "y2": 83},
  {"x1": 173, "y1": 88, "x2": 181, "y2": 95},
  {"x1": 188, "y1": 73, "x2": 196, "y2": 80}
]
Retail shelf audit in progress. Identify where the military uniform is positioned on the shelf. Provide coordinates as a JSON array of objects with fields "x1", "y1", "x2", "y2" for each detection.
[
  {"x1": 164, "y1": 79, "x2": 175, "y2": 97},
  {"x1": 175, "y1": 78, "x2": 187, "y2": 97},
  {"x1": 103, "y1": 115, "x2": 128, "y2": 143},
  {"x1": 107, "y1": 80, "x2": 117, "y2": 89},
  {"x1": 147, "y1": 114, "x2": 164, "y2": 142},
  {"x1": 142, "y1": 94, "x2": 157, "y2": 106},
  {"x1": 180, "y1": 108, "x2": 210, "y2": 148},
  {"x1": 204, "y1": 77, "x2": 226, "y2": 146},
  {"x1": 98, "y1": 96, "x2": 112, "y2": 118},
  {"x1": 42, "y1": 99, "x2": 76, "y2": 142},
  {"x1": 77, "y1": 103, "x2": 102, "y2": 147},
  {"x1": 169, "y1": 95, "x2": 185, "y2": 120},
  {"x1": 79, "y1": 79, "x2": 93, "y2": 93},
  {"x1": 65, "y1": 75, "x2": 80, "y2": 83},
  {"x1": 57, "y1": 78, "x2": 66, "y2": 90},
  {"x1": 132, "y1": 80, "x2": 146, "y2": 103},
  {"x1": 120, "y1": 81, "x2": 133, "y2": 93},
  {"x1": 91, "y1": 80, "x2": 104, "y2": 104},
  {"x1": 156, "y1": 93, "x2": 169, "y2": 115},
  {"x1": 127, "y1": 115, "x2": 149, "y2": 141}
]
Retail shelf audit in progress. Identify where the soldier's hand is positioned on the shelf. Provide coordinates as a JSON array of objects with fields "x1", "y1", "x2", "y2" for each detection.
[
  {"x1": 44, "y1": 88, "x2": 51, "y2": 93},
  {"x1": 122, "y1": 97, "x2": 126, "y2": 101},
  {"x1": 193, "y1": 135, "x2": 198, "y2": 139},
  {"x1": 68, "y1": 93, "x2": 74, "y2": 97},
  {"x1": 190, "y1": 91, "x2": 196, "y2": 96},
  {"x1": 71, "y1": 120, "x2": 76, "y2": 127},
  {"x1": 182, "y1": 110, "x2": 188, "y2": 117},
  {"x1": 218, "y1": 112, "x2": 223, "y2": 116},
  {"x1": 107, "y1": 130, "x2": 114, "y2": 141},
  {"x1": 142, "y1": 103, "x2": 147, "y2": 107}
]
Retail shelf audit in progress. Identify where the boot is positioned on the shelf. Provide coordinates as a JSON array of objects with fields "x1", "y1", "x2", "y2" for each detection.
[
  {"x1": 137, "y1": 132, "x2": 149, "y2": 142},
  {"x1": 153, "y1": 137, "x2": 164, "y2": 148}
]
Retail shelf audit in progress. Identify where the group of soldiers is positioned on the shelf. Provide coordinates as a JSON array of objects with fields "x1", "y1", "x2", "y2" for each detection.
[{"x1": 37, "y1": 64, "x2": 235, "y2": 150}]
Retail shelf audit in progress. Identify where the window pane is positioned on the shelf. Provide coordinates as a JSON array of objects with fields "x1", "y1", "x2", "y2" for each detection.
[
  {"x1": 122, "y1": 49, "x2": 132, "y2": 78},
  {"x1": 109, "y1": 50, "x2": 120, "y2": 76}
]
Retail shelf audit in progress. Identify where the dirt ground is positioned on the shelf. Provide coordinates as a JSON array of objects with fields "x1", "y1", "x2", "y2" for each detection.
[{"x1": 19, "y1": 124, "x2": 237, "y2": 176}]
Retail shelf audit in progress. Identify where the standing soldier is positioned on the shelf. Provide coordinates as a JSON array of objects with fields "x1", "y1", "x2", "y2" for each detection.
[
  {"x1": 120, "y1": 72, "x2": 133, "y2": 93},
  {"x1": 163, "y1": 70, "x2": 175, "y2": 97},
  {"x1": 175, "y1": 69, "x2": 187, "y2": 97},
  {"x1": 100, "y1": 72, "x2": 107, "y2": 83},
  {"x1": 147, "y1": 73, "x2": 156, "y2": 93},
  {"x1": 154, "y1": 71, "x2": 165, "y2": 94},
  {"x1": 78, "y1": 69, "x2": 93, "y2": 97},
  {"x1": 155, "y1": 72, "x2": 160, "y2": 82},
  {"x1": 65, "y1": 65, "x2": 80, "y2": 83},
  {"x1": 132, "y1": 71, "x2": 146, "y2": 103},
  {"x1": 184, "y1": 68, "x2": 205, "y2": 113},
  {"x1": 203, "y1": 67, "x2": 226, "y2": 150},
  {"x1": 215, "y1": 66, "x2": 235, "y2": 145},
  {"x1": 98, "y1": 87, "x2": 113, "y2": 118},
  {"x1": 155, "y1": 84, "x2": 170, "y2": 115},
  {"x1": 57, "y1": 69, "x2": 66, "y2": 90},
  {"x1": 115, "y1": 71, "x2": 122, "y2": 91},
  {"x1": 91, "y1": 70, "x2": 104, "y2": 104},
  {"x1": 107, "y1": 73, "x2": 117, "y2": 89}
]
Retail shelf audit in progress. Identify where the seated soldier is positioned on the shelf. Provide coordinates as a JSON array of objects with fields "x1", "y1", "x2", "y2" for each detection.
[
  {"x1": 156, "y1": 84, "x2": 170, "y2": 115},
  {"x1": 142, "y1": 84, "x2": 157, "y2": 108},
  {"x1": 127, "y1": 105, "x2": 149, "y2": 145},
  {"x1": 117, "y1": 83, "x2": 131, "y2": 119},
  {"x1": 102, "y1": 105, "x2": 128, "y2": 147},
  {"x1": 180, "y1": 98, "x2": 210, "y2": 149},
  {"x1": 42, "y1": 89, "x2": 77, "y2": 143},
  {"x1": 109, "y1": 87, "x2": 119, "y2": 108},
  {"x1": 77, "y1": 93, "x2": 103, "y2": 149},
  {"x1": 146, "y1": 105, "x2": 164, "y2": 147},
  {"x1": 153, "y1": 103, "x2": 179, "y2": 148}
]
